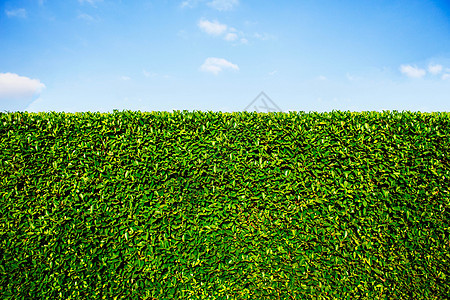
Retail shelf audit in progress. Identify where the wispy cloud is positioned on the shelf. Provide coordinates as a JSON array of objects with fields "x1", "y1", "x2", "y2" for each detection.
[
  {"x1": 200, "y1": 57, "x2": 239, "y2": 75},
  {"x1": 78, "y1": 13, "x2": 97, "y2": 23},
  {"x1": 78, "y1": 0, "x2": 103, "y2": 7},
  {"x1": 399, "y1": 65, "x2": 426, "y2": 78},
  {"x1": 244, "y1": 20, "x2": 258, "y2": 26},
  {"x1": 442, "y1": 73, "x2": 450, "y2": 80},
  {"x1": 0, "y1": 73, "x2": 45, "y2": 100},
  {"x1": 142, "y1": 70, "x2": 170, "y2": 79},
  {"x1": 198, "y1": 19, "x2": 228, "y2": 36},
  {"x1": 143, "y1": 70, "x2": 155, "y2": 78},
  {"x1": 224, "y1": 32, "x2": 238, "y2": 41},
  {"x1": 207, "y1": 0, "x2": 239, "y2": 11},
  {"x1": 254, "y1": 32, "x2": 276, "y2": 41},
  {"x1": 180, "y1": 0, "x2": 239, "y2": 11},
  {"x1": 346, "y1": 73, "x2": 363, "y2": 81},
  {"x1": 317, "y1": 75, "x2": 327, "y2": 81},
  {"x1": 120, "y1": 76, "x2": 131, "y2": 81},
  {"x1": 428, "y1": 64, "x2": 443, "y2": 75},
  {"x1": 180, "y1": 0, "x2": 199, "y2": 9},
  {"x1": 5, "y1": 8, "x2": 27, "y2": 18}
]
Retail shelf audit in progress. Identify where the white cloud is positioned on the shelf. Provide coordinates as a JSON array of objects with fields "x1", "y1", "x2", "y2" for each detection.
[
  {"x1": 198, "y1": 19, "x2": 248, "y2": 44},
  {"x1": 198, "y1": 19, "x2": 227, "y2": 36},
  {"x1": 399, "y1": 65, "x2": 426, "y2": 78},
  {"x1": 442, "y1": 73, "x2": 450, "y2": 80},
  {"x1": 428, "y1": 64, "x2": 443, "y2": 75},
  {"x1": 317, "y1": 75, "x2": 327, "y2": 81},
  {"x1": 224, "y1": 32, "x2": 238, "y2": 41},
  {"x1": 121, "y1": 76, "x2": 131, "y2": 81},
  {"x1": 268, "y1": 70, "x2": 277, "y2": 76},
  {"x1": 207, "y1": 0, "x2": 239, "y2": 11},
  {"x1": 200, "y1": 57, "x2": 239, "y2": 75},
  {"x1": 5, "y1": 8, "x2": 27, "y2": 18},
  {"x1": 0, "y1": 73, "x2": 45, "y2": 100}
]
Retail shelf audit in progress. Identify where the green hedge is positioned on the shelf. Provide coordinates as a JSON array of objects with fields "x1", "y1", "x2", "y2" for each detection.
[{"x1": 0, "y1": 110, "x2": 449, "y2": 299}]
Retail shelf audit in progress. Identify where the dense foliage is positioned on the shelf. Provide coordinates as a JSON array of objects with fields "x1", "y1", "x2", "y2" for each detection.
[{"x1": 1, "y1": 110, "x2": 449, "y2": 299}]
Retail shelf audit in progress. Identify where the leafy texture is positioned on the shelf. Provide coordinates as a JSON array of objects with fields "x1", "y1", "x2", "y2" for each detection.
[{"x1": 1, "y1": 110, "x2": 449, "y2": 299}]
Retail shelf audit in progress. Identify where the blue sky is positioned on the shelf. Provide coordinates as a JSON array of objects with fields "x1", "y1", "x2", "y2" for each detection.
[{"x1": 1, "y1": 0, "x2": 449, "y2": 114}]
